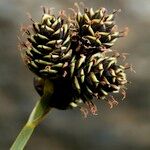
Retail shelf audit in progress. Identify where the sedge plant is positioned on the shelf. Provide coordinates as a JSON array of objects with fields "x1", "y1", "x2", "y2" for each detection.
[{"x1": 11, "y1": 3, "x2": 131, "y2": 150}]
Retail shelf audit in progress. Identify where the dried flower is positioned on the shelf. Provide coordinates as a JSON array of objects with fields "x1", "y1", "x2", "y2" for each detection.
[{"x1": 20, "y1": 5, "x2": 129, "y2": 115}]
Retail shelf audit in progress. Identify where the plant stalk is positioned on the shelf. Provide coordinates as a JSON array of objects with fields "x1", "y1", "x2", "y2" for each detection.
[{"x1": 10, "y1": 79, "x2": 54, "y2": 150}]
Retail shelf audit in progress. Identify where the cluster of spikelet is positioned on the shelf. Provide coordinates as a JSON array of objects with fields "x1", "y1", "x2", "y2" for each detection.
[{"x1": 20, "y1": 4, "x2": 129, "y2": 116}]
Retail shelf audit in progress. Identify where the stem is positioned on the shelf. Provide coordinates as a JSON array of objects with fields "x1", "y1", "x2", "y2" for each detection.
[
  {"x1": 10, "y1": 123, "x2": 35, "y2": 150},
  {"x1": 10, "y1": 79, "x2": 54, "y2": 150}
]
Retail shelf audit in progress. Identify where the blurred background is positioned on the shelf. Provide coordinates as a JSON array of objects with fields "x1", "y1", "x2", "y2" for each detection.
[{"x1": 0, "y1": 0, "x2": 150, "y2": 149}]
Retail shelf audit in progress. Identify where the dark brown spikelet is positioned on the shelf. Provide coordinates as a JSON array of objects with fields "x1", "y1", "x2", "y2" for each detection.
[
  {"x1": 22, "y1": 9, "x2": 72, "y2": 79},
  {"x1": 70, "y1": 6, "x2": 127, "y2": 55},
  {"x1": 68, "y1": 52, "x2": 128, "y2": 108}
]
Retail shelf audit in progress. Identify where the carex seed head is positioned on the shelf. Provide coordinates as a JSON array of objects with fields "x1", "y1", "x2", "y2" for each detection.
[
  {"x1": 69, "y1": 5, "x2": 128, "y2": 56},
  {"x1": 21, "y1": 7, "x2": 72, "y2": 79},
  {"x1": 20, "y1": 5, "x2": 130, "y2": 116}
]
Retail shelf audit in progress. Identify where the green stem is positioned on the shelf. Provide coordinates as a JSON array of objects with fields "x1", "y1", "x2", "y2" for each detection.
[
  {"x1": 10, "y1": 79, "x2": 54, "y2": 150},
  {"x1": 10, "y1": 123, "x2": 35, "y2": 150}
]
